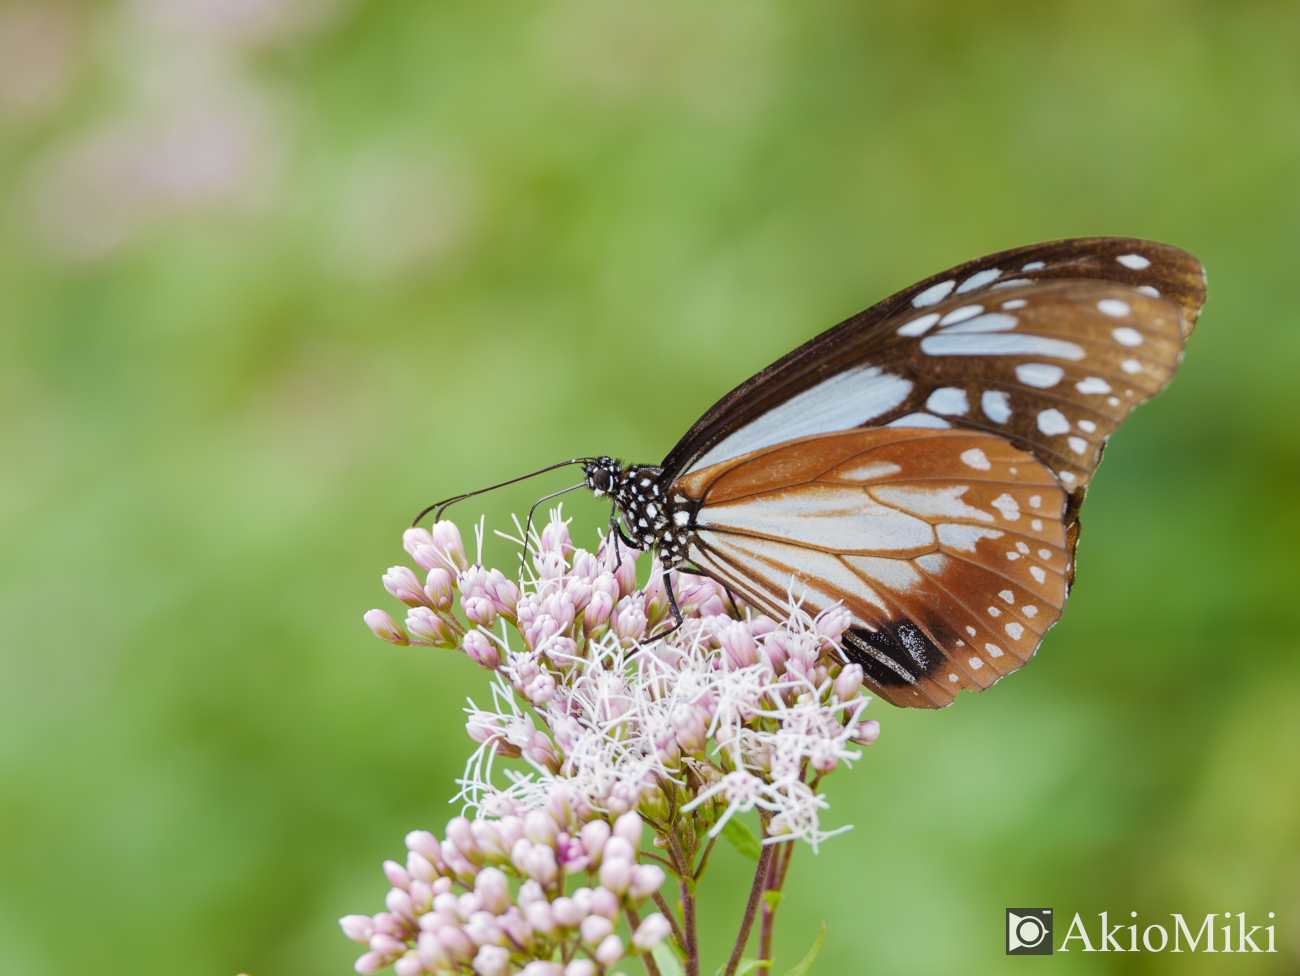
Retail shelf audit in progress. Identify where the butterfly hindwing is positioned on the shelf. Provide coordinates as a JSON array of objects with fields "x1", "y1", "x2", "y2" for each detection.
[{"x1": 677, "y1": 428, "x2": 1070, "y2": 708}]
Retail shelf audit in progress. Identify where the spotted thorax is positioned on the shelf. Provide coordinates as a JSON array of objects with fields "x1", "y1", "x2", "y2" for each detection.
[{"x1": 354, "y1": 507, "x2": 879, "y2": 976}]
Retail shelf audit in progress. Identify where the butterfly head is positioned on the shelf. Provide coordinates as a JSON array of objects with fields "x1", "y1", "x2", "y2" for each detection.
[{"x1": 582, "y1": 456, "x2": 623, "y2": 498}]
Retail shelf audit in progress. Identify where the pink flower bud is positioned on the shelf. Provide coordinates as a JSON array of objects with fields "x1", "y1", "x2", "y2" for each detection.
[
  {"x1": 613, "y1": 811, "x2": 643, "y2": 848},
  {"x1": 354, "y1": 950, "x2": 388, "y2": 974},
  {"x1": 422, "y1": 568, "x2": 454, "y2": 610},
  {"x1": 465, "y1": 911, "x2": 505, "y2": 947},
  {"x1": 595, "y1": 934, "x2": 625, "y2": 966},
  {"x1": 671, "y1": 703, "x2": 707, "y2": 755},
  {"x1": 521, "y1": 843, "x2": 558, "y2": 886},
  {"x1": 540, "y1": 518, "x2": 573, "y2": 557},
  {"x1": 374, "y1": 912, "x2": 410, "y2": 936},
  {"x1": 632, "y1": 913, "x2": 672, "y2": 950},
  {"x1": 580, "y1": 914, "x2": 615, "y2": 944},
  {"x1": 551, "y1": 896, "x2": 583, "y2": 928},
  {"x1": 408, "y1": 879, "x2": 433, "y2": 914},
  {"x1": 495, "y1": 815, "x2": 525, "y2": 849},
  {"x1": 474, "y1": 867, "x2": 510, "y2": 913},
  {"x1": 523, "y1": 672, "x2": 557, "y2": 706},
  {"x1": 445, "y1": 817, "x2": 482, "y2": 864},
  {"x1": 603, "y1": 836, "x2": 635, "y2": 862},
  {"x1": 406, "y1": 852, "x2": 437, "y2": 884},
  {"x1": 613, "y1": 600, "x2": 647, "y2": 643},
  {"x1": 580, "y1": 820, "x2": 611, "y2": 860},
  {"x1": 429, "y1": 520, "x2": 468, "y2": 572},
  {"x1": 417, "y1": 933, "x2": 451, "y2": 972},
  {"x1": 718, "y1": 621, "x2": 759, "y2": 669},
  {"x1": 463, "y1": 630, "x2": 502, "y2": 670},
  {"x1": 463, "y1": 595, "x2": 497, "y2": 628},
  {"x1": 431, "y1": 892, "x2": 461, "y2": 918},
  {"x1": 384, "y1": 566, "x2": 431, "y2": 607},
  {"x1": 583, "y1": 590, "x2": 615, "y2": 636},
  {"x1": 473, "y1": 944, "x2": 511, "y2": 976},
  {"x1": 516, "y1": 879, "x2": 546, "y2": 907},
  {"x1": 364, "y1": 609, "x2": 410, "y2": 645},
  {"x1": 524, "y1": 899, "x2": 556, "y2": 934},
  {"x1": 521, "y1": 963, "x2": 564, "y2": 976},
  {"x1": 384, "y1": 860, "x2": 412, "y2": 890},
  {"x1": 406, "y1": 831, "x2": 443, "y2": 865},
  {"x1": 386, "y1": 888, "x2": 417, "y2": 924},
  {"x1": 369, "y1": 933, "x2": 408, "y2": 956},
  {"x1": 484, "y1": 569, "x2": 520, "y2": 618},
  {"x1": 810, "y1": 739, "x2": 839, "y2": 774},
  {"x1": 852, "y1": 719, "x2": 881, "y2": 746},
  {"x1": 834, "y1": 663, "x2": 864, "y2": 702},
  {"x1": 815, "y1": 606, "x2": 853, "y2": 641},
  {"x1": 439, "y1": 926, "x2": 476, "y2": 961},
  {"x1": 590, "y1": 886, "x2": 619, "y2": 919},
  {"x1": 599, "y1": 856, "x2": 632, "y2": 896},
  {"x1": 524, "y1": 810, "x2": 558, "y2": 847},
  {"x1": 403, "y1": 527, "x2": 434, "y2": 558},
  {"x1": 441, "y1": 841, "x2": 477, "y2": 880},
  {"x1": 565, "y1": 961, "x2": 596, "y2": 976},
  {"x1": 628, "y1": 864, "x2": 665, "y2": 901},
  {"x1": 394, "y1": 956, "x2": 424, "y2": 976},
  {"x1": 405, "y1": 607, "x2": 455, "y2": 647},
  {"x1": 411, "y1": 544, "x2": 442, "y2": 573},
  {"x1": 340, "y1": 915, "x2": 375, "y2": 945}
]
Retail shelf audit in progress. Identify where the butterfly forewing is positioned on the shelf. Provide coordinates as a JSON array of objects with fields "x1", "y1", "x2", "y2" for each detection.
[
  {"x1": 650, "y1": 237, "x2": 1205, "y2": 708},
  {"x1": 676, "y1": 428, "x2": 1070, "y2": 708}
]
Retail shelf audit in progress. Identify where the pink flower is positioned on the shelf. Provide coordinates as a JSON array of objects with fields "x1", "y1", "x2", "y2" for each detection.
[
  {"x1": 425, "y1": 568, "x2": 454, "y2": 610},
  {"x1": 834, "y1": 663, "x2": 864, "y2": 702},
  {"x1": 851, "y1": 719, "x2": 881, "y2": 746},
  {"x1": 383, "y1": 565, "x2": 430, "y2": 607},
  {"x1": 405, "y1": 607, "x2": 455, "y2": 647},
  {"x1": 632, "y1": 913, "x2": 671, "y2": 950},
  {"x1": 364, "y1": 609, "x2": 409, "y2": 645}
]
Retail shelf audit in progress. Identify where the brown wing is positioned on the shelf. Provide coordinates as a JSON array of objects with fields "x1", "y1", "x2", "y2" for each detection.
[{"x1": 676, "y1": 428, "x2": 1071, "y2": 708}]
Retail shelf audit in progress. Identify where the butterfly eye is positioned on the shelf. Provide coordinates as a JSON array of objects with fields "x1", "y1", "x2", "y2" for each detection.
[{"x1": 591, "y1": 468, "x2": 612, "y2": 494}]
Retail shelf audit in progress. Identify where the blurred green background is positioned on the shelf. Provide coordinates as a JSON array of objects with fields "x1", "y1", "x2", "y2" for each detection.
[{"x1": 2, "y1": 0, "x2": 1298, "y2": 974}]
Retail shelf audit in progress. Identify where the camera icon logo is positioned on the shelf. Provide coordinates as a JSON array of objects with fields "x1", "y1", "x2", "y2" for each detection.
[{"x1": 1006, "y1": 908, "x2": 1053, "y2": 955}]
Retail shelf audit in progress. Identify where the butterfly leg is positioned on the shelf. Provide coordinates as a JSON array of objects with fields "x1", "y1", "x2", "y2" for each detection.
[{"x1": 647, "y1": 570, "x2": 686, "y2": 641}]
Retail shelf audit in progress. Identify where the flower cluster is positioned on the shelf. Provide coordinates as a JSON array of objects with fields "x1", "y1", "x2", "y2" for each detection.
[
  {"x1": 341, "y1": 809, "x2": 670, "y2": 976},
  {"x1": 357, "y1": 508, "x2": 881, "y2": 975}
]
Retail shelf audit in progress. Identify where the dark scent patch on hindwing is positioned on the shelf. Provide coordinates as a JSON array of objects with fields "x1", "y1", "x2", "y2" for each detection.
[{"x1": 842, "y1": 620, "x2": 944, "y2": 687}]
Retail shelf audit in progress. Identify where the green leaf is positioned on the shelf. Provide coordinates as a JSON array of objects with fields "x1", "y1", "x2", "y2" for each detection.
[
  {"x1": 721, "y1": 817, "x2": 762, "y2": 861},
  {"x1": 781, "y1": 922, "x2": 826, "y2": 976},
  {"x1": 762, "y1": 890, "x2": 783, "y2": 910},
  {"x1": 652, "y1": 941, "x2": 685, "y2": 976},
  {"x1": 733, "y1": 959, "x2": 767, "y2": 976}
]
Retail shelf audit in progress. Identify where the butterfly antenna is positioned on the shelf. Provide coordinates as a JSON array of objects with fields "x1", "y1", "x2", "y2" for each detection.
[
  {"x1": 519, "y1": 481, "x2": 587, "y2": 574},
  {"x1": 412, "y1": 459, "x2": 594, "y2": 527}
]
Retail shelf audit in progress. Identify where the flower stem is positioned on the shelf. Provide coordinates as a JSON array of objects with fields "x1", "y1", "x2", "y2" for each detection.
[
  {"x1": 722, "y1": 827, "x2": 776, "y2": 976},
  {"x1": 626, "y1": 904, "x2": 664, "y2": 976},
  {"x1": 654, "y1": 889, "x2": 687, "y2": 952},
  {"x1": 758, "y1": 841, "x2": 795, "y2": 969}
]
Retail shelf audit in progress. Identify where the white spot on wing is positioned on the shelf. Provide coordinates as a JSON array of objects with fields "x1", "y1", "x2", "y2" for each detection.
[
  {"x1": 949, "y1": 673, "x2": 959, "y2": 683},
  {"x1": 921, "y1": 334, "x2": 1085, "y2": 360},
  {"x1": 969, "y1": 656, "x2": 985, "y2": 670},
  {"x1": 1005, "y1": 622, "x2": 1024, "y2": 640},
  {"x1": 1021, "y1": 261, "x2": 1045, "y2": 271},
  {"x1": 1030, "y1": 565, "x2": 1046, "y2": 584},
  {"x1": 833, "y1": 460, "x2": 902, "y2": 482},
  {"x1": 984, "y1": 643, "x2": 1004, "y2": 658},
  {"x1": 959, "y1": 447, "x2": 990, "y2": 470},
  {"x1": 937, "y1": 523, "x2": 1004, "y2": 551},
  {"x1": 938, "y1": 313, "x2": 1019, "y2": 335},
  {"x1": 1113, "y1": 327, "x2": 1144, "y2": 346},
  {"x1": 1015, "y1": 363, "x2": 1064, "y2": 388},
  {"x1": 896, "y1": 312, "x2": 941, "y2": 337},
  {"x1": 926, "y1": 387, "x2": 969, "y2": 416},
  {"x1": 1137, "y1": 285, "x2": 1160, "y2": 297},
  {"x1": 1028, "y1": 495, "x2": 1041, "y2": 509},
  {"x1": 1076, "y1": 376, "x2": 1112, "y2": 394},
  {"x1": 955, "y1": 268, "x2": 1002, "y2": 293},
  {"x1": 1117, "y1": 253, "x2": 1150, "y2": 270},
  {"x1": 981, "y1": 390, "x2": 1011, "y2": 423},
  {"x1": 699, "y1": 484, "x2": 935, "y2": 552},
  {"x1": 1024, "y1": 605, "x2": 1038, "y2": 617},
  {"x1": 912, "y1": 280, "x2": 955, "y2": 307},
  {"x1": 991, "y1": 493, "x2": 1021, "y2": 521},
  {"x1": 1077, "y1": 419, "x2": 1097, "y2": 433},
  {"x1": 887, "y1": 413, "x2": 951, "y2": 429},
  {"x1": 1059, "y1": 470, "x2": 1077, "y2": 484},
  {"x1": 1098, "y1": 298, "x2": 1131, "y2": 317},
  {"x1": 688, "y1": 366, "x2": 912, "y2": 472},
  {"x1": 1121, "y1": 359, "x2": 1142, "y2": 374},
  {"x1": 842, "y1": 554, "x2": 925, "y2": 594},
  {"x1": 1037, "y1": 409, "x2": 1071, "y2": 435},
  {"x1": 998, "y1": 589, "x2": 1014, "y2": 603},
  {"x1": 872, "y1": 484, "x2": 994, "y2": 523},
  {"x1": 1068, "y1": 436, "x2": 1088, "y2": 455},
  {"x1": 1001, "y1": 299, "x2": 1027, "y2": 310},
  {"x1": 939, "y1": 304, "x2": 984, "y2": 326}
]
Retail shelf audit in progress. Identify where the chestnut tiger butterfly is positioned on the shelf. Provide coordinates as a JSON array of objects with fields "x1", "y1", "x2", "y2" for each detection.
[{"x1": 426, "y1": 238, "x2": 1205, "y2": 709}]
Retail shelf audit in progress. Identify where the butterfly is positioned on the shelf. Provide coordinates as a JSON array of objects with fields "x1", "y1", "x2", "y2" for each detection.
[{"x1": 431, "y1": 238, "x2": 1205, "y2": 708}]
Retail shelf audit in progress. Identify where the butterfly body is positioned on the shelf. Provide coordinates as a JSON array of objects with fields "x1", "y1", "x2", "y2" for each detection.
[{"x1": 579, "y1": 237, "x2": 1204, "y2": 708}]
